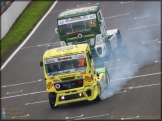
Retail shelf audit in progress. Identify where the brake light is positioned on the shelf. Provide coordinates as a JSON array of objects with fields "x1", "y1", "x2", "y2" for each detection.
[{"x1": 50, "y1": 76, "x2": 54, "y2": 80}]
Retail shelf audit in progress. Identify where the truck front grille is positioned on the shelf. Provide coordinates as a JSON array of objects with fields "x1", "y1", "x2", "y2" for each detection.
[{"x1": 54, "y1": 79, "x2": 83, "y2": 91}]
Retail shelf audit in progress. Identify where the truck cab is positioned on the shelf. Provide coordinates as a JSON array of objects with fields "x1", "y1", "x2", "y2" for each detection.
[
  {"x1": 55, "y1": 6, "x2": 122, "y2": 58},
  {"x1": 40, "y1": 44, "x2": 110, "y2": 108}
]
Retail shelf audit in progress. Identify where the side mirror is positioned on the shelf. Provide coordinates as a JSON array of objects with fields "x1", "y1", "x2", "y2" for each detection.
[
  {"x1": 55, "y1": 28, "x2": 58, "y2": 33},
  {"x1": 40, "y1": 61, "x2": 43, "y2": 66},
  {"x1": 96, "y1": 70, "x2": 100, "y2": 78},
  {"x1": 88, "y1": 53, "x2": 92, "y2": 59}
]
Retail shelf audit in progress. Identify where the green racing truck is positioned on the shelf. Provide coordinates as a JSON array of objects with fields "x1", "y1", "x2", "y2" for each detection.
[{"x1": 55, "y1": 6, "x2": 122, "y2": 58}]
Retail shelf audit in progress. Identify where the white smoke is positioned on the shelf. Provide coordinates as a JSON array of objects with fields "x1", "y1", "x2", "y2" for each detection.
[{"x1": 95, "y1": 1, "x2": 161, "y2": 99}]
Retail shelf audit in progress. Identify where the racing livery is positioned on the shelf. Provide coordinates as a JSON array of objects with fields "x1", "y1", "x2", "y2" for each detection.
[
  {"x1": 55, "y1": 6, "x2": 122, "y2": 58},
  {"x1": 40, "y1": 44, "x2": 110, "y2": 108}
]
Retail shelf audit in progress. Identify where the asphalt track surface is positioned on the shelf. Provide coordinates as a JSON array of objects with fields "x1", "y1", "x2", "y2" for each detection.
[{"x1": 1, "y1": 1, "x2": 161, "y2": 120}]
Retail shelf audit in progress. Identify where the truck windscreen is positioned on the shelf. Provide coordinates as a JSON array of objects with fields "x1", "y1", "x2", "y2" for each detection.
[
  {"x1": 44, "y1": 54, "x2": 87, "y2": 75},
  {"x1": 58, "y1": 14, "x2": 97, "y2": 36}
]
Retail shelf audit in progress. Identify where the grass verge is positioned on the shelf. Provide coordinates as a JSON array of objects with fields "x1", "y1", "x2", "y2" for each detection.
[{"x1": 1, "y1": 0, "x2": 54, "y2": 61}]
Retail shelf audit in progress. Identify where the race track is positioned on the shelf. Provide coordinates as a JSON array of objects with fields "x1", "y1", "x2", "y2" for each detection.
[{"x1": 1, "y1": 1, "x2": 161, "y2": 120}]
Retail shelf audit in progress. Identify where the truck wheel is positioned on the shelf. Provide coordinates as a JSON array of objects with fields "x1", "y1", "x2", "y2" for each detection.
[
  {"x1": 48, "y1": 92, "x2": 57, "y2": 109},
  {"x1": 117, "y1": 30, "x2": 122, "y2": 48},
  {"x1": 95, "y1": 83, "x2": 102, "y2": 101},
  {"x1": 106, "y1": 72, "x2": 110, "y2": 85},
  {"x1": 105, "y1": 40, "x2": 112, "y2": 59}
]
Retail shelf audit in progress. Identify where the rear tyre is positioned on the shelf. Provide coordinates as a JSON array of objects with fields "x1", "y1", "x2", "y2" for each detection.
[
  {"x1": 106, "y1": 69, "x2": 110, "y2": 85},
  {"x1": 104, "y1": 39, "x2": 112, "y2": 60},
  {"x1": 48, "y1": 92, "x2": 57, "y2": 109},
  {"x1": 117, "y1": 30, "x2": 122, "y2": 49}
]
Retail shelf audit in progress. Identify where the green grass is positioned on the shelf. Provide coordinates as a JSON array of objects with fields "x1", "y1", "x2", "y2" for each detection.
[{"x1": 1, "y1": 1, "x2": 54, "y2": 58}]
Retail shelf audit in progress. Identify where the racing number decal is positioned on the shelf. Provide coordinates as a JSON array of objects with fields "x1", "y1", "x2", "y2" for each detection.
[
  {"x1": 89, "y1": 19, "x2": 96, "y2": 27},
  {"x1": 46, "y1": 82, "x2": 53, "y2": 89},
  {"x1": 77, "y1": 58, "x2": 85, "y2": 67}
]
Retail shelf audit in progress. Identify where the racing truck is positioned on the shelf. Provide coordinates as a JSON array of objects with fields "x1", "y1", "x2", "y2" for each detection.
[
  {"x1": 55, "y1": 6, "x2": 122, "y2": 58},
  {"x1": 40, "y1": 44, "x2": 110, "y2": 109}
]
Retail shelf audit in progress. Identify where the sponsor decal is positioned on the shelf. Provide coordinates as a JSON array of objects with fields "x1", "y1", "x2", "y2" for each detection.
[
  {"x1": 58, "y1": 56, "x2": 72, "y2": 61},
  {"x1": 46, "y1": 59, "x2": 55, "y2": 63},
  {"x1": 75, "y1": 54, "x2": 85, "y2": 58},
  {"x1": 55, "y1": 84, "x2": 60, "y2": 89},
  {"x1": 84, "y1": 76, "x2": 91, "y2": 82},
  {"x1": 58, "y1": 14, "x2": 96, "y2": 25},
  {"x1": 46, "y1": 82, "x2": 53, "y2": 89},
  {"x1": 84, "y1": 34, "x2": 95, "y2": 38}
]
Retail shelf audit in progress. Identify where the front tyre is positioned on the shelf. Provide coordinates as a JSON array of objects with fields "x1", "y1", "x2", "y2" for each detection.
[
  {"x1": 95, "y1": 83, "x2": 102, "y2": 101},
  {"x1": 48, "y1": 92, "x2": 57, "y2": 109}
]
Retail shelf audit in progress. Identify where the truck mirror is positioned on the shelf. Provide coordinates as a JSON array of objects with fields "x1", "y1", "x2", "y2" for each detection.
[
  {"x1": 88, "y1": 53, "x2": 92, "y2": 59},
  {"x1": 40, "y1": 61, "x2": 43, "y2": 66},
  {"x1": 55, "y1": 28, "x2": 58, "y2": 33},
  {"x1": 96, "y1": 71, "x2": 100, "y2": 78}
]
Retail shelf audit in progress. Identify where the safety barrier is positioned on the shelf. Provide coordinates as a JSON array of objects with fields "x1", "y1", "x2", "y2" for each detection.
[{"x1": 1, "y1": 0, "x2": 31, "y2": 40}]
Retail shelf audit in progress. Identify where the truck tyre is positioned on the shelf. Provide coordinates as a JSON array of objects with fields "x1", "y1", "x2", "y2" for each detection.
[
  {"x1": 106, "y1": 70, "x2": 110, "y2": 85},
  {"x1": 48, "y1": 92, "x2": 57, "y2": 109},
  {"x1": 117, "y1": 30, "x2": 122, "y2": 48},
  {"x1": 104, "y1": 39, "x2": 112, "y2": 60},
  {"x1": 95, "y1": 83, "x2": 102, "y2": 101}
]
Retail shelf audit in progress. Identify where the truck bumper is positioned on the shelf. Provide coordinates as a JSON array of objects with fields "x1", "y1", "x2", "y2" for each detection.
[{"x1": 55, "y1": 84, "x2": 98, "y2": 106}]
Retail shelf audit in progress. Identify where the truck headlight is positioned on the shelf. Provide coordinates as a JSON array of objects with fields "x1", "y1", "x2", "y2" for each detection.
[
  {"x1": 60, "y1": 41, "x2": 67, "y2": 46},
  {"x1": 96, "y1": 34, "x2": 103, "y2": 45}
]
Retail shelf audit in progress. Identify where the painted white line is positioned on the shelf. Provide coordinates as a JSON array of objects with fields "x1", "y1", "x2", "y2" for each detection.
[
  {"x1": 105, "y1": 59, "x2": 120, "y2": 63},
  {"x1": 37, "y1": 42, "x2": 60, "y2": 47},
  {"x1": 155, "y1": 61, "x2": 161, "y2": 63},
  {"x1": 120, "y1": 1, "x2": 132, "y2": 4},
  {"x1": 128, "y1": 83, "x2": 161, "y2": 89},
  {"x1": 108, "y1": 64, "x2": 137, "y2": 70},
  {"x1": 76, "y1": 3, "x2": 90, "y2": 7},
  {"x1": 1, "y1": 79, "x2": 42, "y2": 88},
  {"x1": 11, "y1": 114, "x2": 30, "y2": 119},
  {"x1": 111, "y1": 72, "x2": 161, "y2": 81},
  {"x1": 95, "y1": 59, "x2": 120, "y2": 65},
  {"x1": 134, "y1": 15, "x2": 149, "y2": 19},
  {"x1": 66, "y1": 114, "x2": 83, "y2": 119},
  {"x1": 77, "y1": 3, "x2": 99, "y2": 8},
  {"x1": 25, "y1": 100, "x2": 48, "y2": 105},
  {"x1": 129, "y1": 44, "x2": 143, "y2": 65},
  {"x1": 105, "y1": 13, "x2": 129, "y2": 19},
  {"x1": 75, "y1": 114, "x2": 109, "y2": 120},
  {"x1": 142, "y1": 41, "x2": 161, "y2": 44},
  {"x1": 0, "y1": 0, "x2": 58, "y2": 70},
  {"x1": 1, "y1": 90, "x2": 46, "y2": 99},
  {"x1": 6, "y1": 90, "x2": 23, "y2": 95},
  {"x1": 142, "y1": 39, "x2": 158, "y2": 43},
  {"x1": 109, "y1": 90, "x2": 126, "y2": 94},
  {"x1": 128, "y1": 23, "x2": 161, "y2": 30},
  {"x1": 121, "y1": 116, "x2": 139, "y2": 120}
]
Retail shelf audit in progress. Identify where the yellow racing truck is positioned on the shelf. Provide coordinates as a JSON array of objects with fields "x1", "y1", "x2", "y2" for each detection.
[{"x1": 40, "y1": 44, "x2": 110, "y2": 109}]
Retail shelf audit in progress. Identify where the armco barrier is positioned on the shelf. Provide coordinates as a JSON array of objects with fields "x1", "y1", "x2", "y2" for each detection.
[{"x1": 1, "y1": 0, "x2": 31, "y2": 40}]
